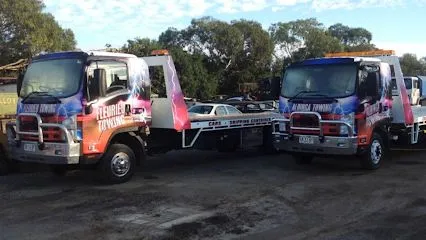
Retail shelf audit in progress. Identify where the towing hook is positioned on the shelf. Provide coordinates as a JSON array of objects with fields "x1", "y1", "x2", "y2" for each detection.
[{"x1": 38, "y1": 142, "x2": 45, "y2": 150}]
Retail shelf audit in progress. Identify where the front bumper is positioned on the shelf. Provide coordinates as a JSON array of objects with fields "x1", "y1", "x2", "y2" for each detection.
[
  {"x1": 273, "y1": 133, "x2": 358, "y2": 155},
  {"x1": 6, "y1": 114, "x2": 81, "y2": 165},
  {"x1": 8, "y1": 140, "x2": 81, "y2": 164},
  {"x1": 272, "y1": 112, "x2": 358, "y2": 155}
]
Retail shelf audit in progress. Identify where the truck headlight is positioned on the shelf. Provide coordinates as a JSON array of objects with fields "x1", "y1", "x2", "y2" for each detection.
[
  {"x1": 62, "y1": 115, "x2": 82, "y2": 141},
  {"x1": 340, "y1": 113, "x2": 354, "y2": 135},
  {"x1": 62, "y1": 115, "x2": 77, "y2": 130}
]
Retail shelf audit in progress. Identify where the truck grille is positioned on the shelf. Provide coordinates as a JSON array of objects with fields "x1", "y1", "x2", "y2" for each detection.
[
  {"x1": 19, "y1": 115, "x2": 66, "y2": 142},
  {"x1": 284, "y1": 113, "x2": 341, "y2": 136}
]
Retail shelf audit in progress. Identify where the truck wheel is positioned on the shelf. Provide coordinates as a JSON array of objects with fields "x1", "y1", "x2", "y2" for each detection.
[
  {"x1": 100, "y1": 144, "x2": 135, "y2": 184},
  {"x1": 360, "y1": 133, "x2": 385, "y2": 170},
  {"x1": 293, "y1": 155, "x2": 313, "y2": 165},
  {"x1": 50, "y1": 165, "x2": 68, "y2": 176}
]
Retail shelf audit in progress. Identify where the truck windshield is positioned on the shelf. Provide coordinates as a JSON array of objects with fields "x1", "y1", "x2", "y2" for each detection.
[
  {"x1": 281, "y1": 63, "x2": 357, "y2": 98},
  {"x1": 20, "y1": 58, "x2": 83, "y2": 98}
]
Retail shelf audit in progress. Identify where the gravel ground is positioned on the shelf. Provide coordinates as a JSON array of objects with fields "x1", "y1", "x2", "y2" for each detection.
[{"x1": 0, "y1": 149, "x2": 425, "y2": 240}]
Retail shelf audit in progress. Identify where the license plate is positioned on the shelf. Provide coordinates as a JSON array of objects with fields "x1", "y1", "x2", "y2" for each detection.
[
  {"x1": 298, "y1": 136, "x2": 314, "y2": 144},
  {"x1": 24, "y1": 143, "x2": 36, "y2": 152}
]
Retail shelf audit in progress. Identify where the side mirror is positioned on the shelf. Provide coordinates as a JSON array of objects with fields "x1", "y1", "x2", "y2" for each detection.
[
  {"x1": 16, "y1": 72, "x2": 24, "y2": 96},
  {"x1": 90, "y1": 68, "x2": 107, "y2": 100}
]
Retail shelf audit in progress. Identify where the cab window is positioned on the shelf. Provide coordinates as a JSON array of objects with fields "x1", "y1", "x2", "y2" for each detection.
[{"x1": 87, "y1": 61, "x2": 128, "y2": 95}]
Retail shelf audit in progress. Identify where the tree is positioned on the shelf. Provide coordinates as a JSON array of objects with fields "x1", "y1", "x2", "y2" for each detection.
[
  {"x1": 328, "y1": 23, "x2": 376, "y2": 51},
  {"x1": 400, "y1": 53, "x2": 426, "y2": 76},
  {"x1": 0, "y1": 0, "x2": 76, "y2": 65},
  {"x1": 269, "y1": 18, "x2": 343, "y2": 64},
  {"x1": 170, "y1": 47, "x2": 217, "y2": 99},
  {"x1": 163, "y1": 17, "x2": 273, "y2": 94}
]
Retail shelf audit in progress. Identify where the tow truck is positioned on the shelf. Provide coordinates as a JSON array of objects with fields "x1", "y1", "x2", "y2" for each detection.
[
  {"x1": 6, "y1": 49, "x2": 281, "y2": 183},
  {"x1": 272, "y1": 50, "x2": 426, "y2": 169}
]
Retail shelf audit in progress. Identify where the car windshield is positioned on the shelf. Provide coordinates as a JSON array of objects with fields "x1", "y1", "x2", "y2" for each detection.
[
  {"x1": 281, "y1": 63, "x2": 357, "y2": 98},
  {"x1": 20, "y1": 58, "x2": 83, "y2": 98},
  {"x1": 188, "y1": 105, "x2": 213, "y2": 114}
]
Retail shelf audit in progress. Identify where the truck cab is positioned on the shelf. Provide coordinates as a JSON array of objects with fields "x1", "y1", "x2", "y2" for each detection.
[
  {"x1": 7, "y1": 51, "x2": 154, "y2": 183},
  {"x1": 272, "y1": 50, "x2": 398, "y2": 169}
]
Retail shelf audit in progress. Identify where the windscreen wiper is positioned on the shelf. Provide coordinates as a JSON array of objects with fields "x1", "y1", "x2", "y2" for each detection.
[
  {"x1": 22, "y1": 91, "x2": 61, "y2": 103},
  {"x1": 288, "y1": 90, "x2": 319, "y2": 101},
  {"x1": 22, "y1": 91, "x2": 48, "y2": 103},
  {"x1": 305, "y1": 93, "x2": 338, "y2": 102}
]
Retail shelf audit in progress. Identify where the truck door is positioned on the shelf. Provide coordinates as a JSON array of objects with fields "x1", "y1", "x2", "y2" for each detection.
[
  {"x1": 358, "y1": 64, "x2": 383, "y2": 125},
  {"x1": 359, "y1": 65, "x2": 381, "y2": 105}
]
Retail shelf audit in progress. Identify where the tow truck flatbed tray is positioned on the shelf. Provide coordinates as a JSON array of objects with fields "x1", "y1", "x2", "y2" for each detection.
[
  {"x1": 411, "y1": 106, "x2": 426, "y2": 124},
  {"x1": 189, "y1": 112, "x2": 282, "y2": 129},
  {"x1": 189, "y1": 112, "x2": 278, "y2": 122}
]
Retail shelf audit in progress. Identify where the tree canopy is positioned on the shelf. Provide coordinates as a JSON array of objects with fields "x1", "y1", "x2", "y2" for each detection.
[
  {"x1": 0, "y1": 0, "x2": 77, "y2": 65},
  {"x1": 129, "y1": 17, "x2": 426, "y2": 98},
  {"x1": 3, "y1": 6, "x2": 426, "y2": 98}
]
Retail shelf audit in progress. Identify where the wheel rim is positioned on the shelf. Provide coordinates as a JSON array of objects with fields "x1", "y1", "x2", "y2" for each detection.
[
  {"x1": 370, "y1": 139, "x2": 382, "y2": 165},
  {"x1": 111, "y1": 152, "x2": 131, "y2": 177}
]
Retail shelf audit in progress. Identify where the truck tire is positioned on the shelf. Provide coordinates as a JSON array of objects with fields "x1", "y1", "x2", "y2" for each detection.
[
  {"x1": 293, "y1": 155, "x2": 313, "y2": 165},
  {"x1": 360, "y1": 133, "x2": 385, "y2": 170},
  {"x1": 100, "y1": 143, "x2": 136, "y2": 184}
]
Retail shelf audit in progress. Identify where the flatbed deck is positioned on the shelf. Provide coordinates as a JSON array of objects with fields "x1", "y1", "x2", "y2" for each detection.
[
  {"x1": 189, "y1": 112, "x2": 281, "y2": 129},
  {"x1": 411, "y1": 106, "x2": 426, "y2": 124}
]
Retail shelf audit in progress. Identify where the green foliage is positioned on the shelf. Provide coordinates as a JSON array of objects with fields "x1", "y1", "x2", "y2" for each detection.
[
  {"x1": 0, "y1": 0, "x2": 77, "y2": 65},
  {"x1": 269, "y1": 18, "x2": 343, "y2": 64},
  {"x1": 328, "y1": 23, "x2": 376, "y2": 51},
  {"x1": 400, "y1": 53, "x2": 426, "y2": 76},
  {"x1": 170, "y1": 47, "x2": 217, "y2": 100},
  {"x1": 160, "y1": 17, "x2": 273, "y2": 94}
]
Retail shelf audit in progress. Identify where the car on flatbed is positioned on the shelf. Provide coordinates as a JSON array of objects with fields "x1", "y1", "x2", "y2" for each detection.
[{"x1": 188, "y1": 103, "x2": 242, "y2": 117}]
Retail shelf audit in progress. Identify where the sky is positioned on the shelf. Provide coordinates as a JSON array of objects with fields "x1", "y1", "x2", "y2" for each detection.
[{"x1": 43, "y1": 0, "x2": 426, "y2": 57}]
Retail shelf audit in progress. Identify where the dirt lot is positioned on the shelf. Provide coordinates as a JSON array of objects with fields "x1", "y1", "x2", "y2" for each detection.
[{"x1": 1, "y1": 149, "x2": 426, "y2": 240}]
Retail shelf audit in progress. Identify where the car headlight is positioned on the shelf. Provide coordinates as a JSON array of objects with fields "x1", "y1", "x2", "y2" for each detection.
[{"x1": 340, "y1": 113, "x2": 354, "y2": 135}]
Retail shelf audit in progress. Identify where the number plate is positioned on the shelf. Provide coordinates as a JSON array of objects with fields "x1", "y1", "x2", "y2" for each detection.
[
  {"x1": 298, "y1": 136, "x2": 314, "y2": 144},
  {"x1": 24, "y1": 143, "x2": 36, "y2": 152}
]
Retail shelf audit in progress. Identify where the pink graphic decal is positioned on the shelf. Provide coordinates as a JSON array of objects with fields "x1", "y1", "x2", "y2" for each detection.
[
  {"x1": 385, "y1": 62, "x2": 413, "y2": 125},
  {"x1": 166, "y1": 56, "x2": 190, "y2": 130}
]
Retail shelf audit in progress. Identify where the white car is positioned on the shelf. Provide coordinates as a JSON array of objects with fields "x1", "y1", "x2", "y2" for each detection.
[{"x1": 188, "y1": 103, "x2": 242, "y2": 117}]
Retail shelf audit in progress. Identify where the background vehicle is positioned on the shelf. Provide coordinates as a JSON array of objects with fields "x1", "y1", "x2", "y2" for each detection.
[
  {"x1": 272, "y1": 50, "x2": 426, "y2": 169},
  {"x1": 188, "y1": 103, "x2": 242, "y2": 117},
  {"x1": 391, "y1": 76, "x2": 426, "y2": 105},
  {"x1": 0, "y1": 60, "x2": 24, "y2": 175},
  {"x1": 7, "y1": 50, "x2": 281, "y2": 183}
]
